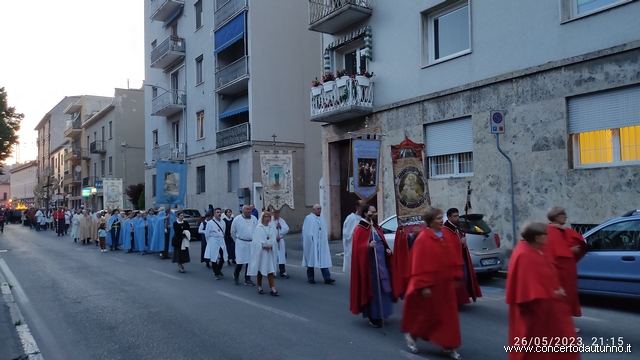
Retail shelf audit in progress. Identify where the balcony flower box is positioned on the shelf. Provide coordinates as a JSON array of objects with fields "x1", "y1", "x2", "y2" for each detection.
[
  {"x1": 323, "y1": 81, "x2": 336, "y2": 92},
  {"x1": 312, "y1": 86, "x2": 322, "y2": 96}
]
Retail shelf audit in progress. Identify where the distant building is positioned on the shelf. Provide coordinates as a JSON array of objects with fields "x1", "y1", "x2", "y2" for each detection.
[
  {"x1": 9, "y1": 161, "x2": 37, "y2": 207},
  {"x1": 0, "y1": 174, "x2": 10, "y2": 207}
]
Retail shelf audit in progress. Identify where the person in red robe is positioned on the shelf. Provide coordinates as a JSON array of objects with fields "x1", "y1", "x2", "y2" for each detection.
[
  {"x1": 350, "y1": 205, "x2": 396, "y2": 328},
  {"x1": 506, "y1": 221, "x2": 579, "y2": 360},
  {"x1": 444, "y1": 208, "x2": 483, "y2": 305},
  {"x1": 390, "y1": 224, "x2": 423, "y2": 299},
  {"x1": 402, "y1": 207, "x2": 462, "y2": 359},
  {"x1": 544, "y1": 206, "x2": 587, "y2": 329}
]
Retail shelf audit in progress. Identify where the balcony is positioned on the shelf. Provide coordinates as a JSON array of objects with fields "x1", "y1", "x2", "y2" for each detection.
[
  {"x1": 215, "y1": 56, "x2": 249, "y2": 95},
  {"x1": 150, "y1": 36, "x2": 185, "y2": 69},
  {"x1": 150, "y1": 0, "x2": 184, "y2": 22},
  {"x1": 214, "y1": 0, "x2": 248, "y2": 30},
  {"x1": 90, "y1": 140, "x2": 106, "y2": 154},
  {"x1": 152, "y1": 142, "x2": 185, "y2": 161},
  {"x1": 82, "y1": 176, "x2": 98, "y2": 188},
  {"x1": 308, "y1": 0, "x2": 372, "y2": 34},
  {"x1": 63, "y1": 148, "x2": 84, "y2": 162},
  {"x1": 310, "y1": 77, "x2": 373, "y2": 123},
  {"x1": 151, "y1": 90, "x2": 186, "y2": 117},
  {"x1": 63, "y1": 120, "x2": 82, "y2": 138},
  {"x1": 63, "y1": 172, "x2": 82, "y2": 186},
  {"x1": 216, "y1": 122, "x2": 250, "y2": 149}
]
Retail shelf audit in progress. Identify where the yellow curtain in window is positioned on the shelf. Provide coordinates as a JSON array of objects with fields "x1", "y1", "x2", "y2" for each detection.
[
  {"x1": 620, "y1": 125, "x2": 640, "y2": 161},
  {"x1": 579, "y1": 130, "x2": 612, "y2": 164}
]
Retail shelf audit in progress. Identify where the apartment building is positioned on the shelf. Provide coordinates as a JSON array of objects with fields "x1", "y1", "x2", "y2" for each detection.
[
  {"x1": 144, "y1": 0, "x2": 323, "y2": 230},
  {"x1": 9, "y1": 161, "x2": 37, "y2": 207},
  {"x1": 310, "y1": 0, "x2": 640, "y2": 244},
  {"x1": 62, "y1": 89, "x2": 145, "y2": 210},
  {"x1": 0, "y1": 175, "x2": 10, "y2": 207}
]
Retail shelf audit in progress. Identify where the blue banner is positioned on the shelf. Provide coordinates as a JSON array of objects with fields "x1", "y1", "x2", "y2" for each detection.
[
  {"x1": 155, "y1": 160, "x2": 188, "y2": 206},
  {"x1": 352, "y1": 139, "x2": 381, "y2": 201}
]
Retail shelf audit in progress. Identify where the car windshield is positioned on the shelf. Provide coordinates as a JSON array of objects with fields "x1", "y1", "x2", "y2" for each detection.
[
  {"x1": 381, "y1": 216, "x2": 398, "y2": 234},
  {"x1": 172, "y1": 210, "x2": 201, "y2": 218},
  {"x1": 459, "y1": 214, "x2": 492, "y2": 235}
]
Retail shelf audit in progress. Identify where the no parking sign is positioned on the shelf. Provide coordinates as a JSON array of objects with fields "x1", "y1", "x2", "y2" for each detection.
[{"x1": 490, "y1": 110, "x2": 505, "y2": 134}]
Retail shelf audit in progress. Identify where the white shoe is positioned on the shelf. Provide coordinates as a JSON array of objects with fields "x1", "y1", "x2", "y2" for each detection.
[
  {"x1": 444, "y1": 349, "x2": 462, "y2": 359},
  {"x1": 575, "y1": 327, "x2": 580, "y2": 333}
]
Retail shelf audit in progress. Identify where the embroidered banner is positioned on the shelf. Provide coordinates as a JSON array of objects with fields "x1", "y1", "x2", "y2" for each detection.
[
  {"x1": 155, "y1": 160, "x2": 188, "y2": 206},
  {"x1": 103, "y1": 178, "x2": 123, "y2": 211},
  {"x1": 391, "y1": 138, "x2": 430, "y2": 227},
  {"x1": 260, "y1": 151, "x2": 294, "y2": 210},
  {"x1": 352, "y1": 139, "x2": 380, "y2": 201}
]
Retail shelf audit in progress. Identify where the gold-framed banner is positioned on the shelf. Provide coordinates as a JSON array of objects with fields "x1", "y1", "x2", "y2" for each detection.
[
  {"x1": 352, "y1": 139, "x2": 381, "y2": 202},
  {"x1": 260, "y1": 151, "x2": 294, "y2": 210},
  {"x1": 391, "y1": 138, "x2": 430, "y2": 227}
]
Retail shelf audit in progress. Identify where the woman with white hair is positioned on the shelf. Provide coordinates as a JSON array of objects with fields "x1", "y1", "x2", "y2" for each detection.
[{"x1": 248, "y1": 211, "x2": 279, "y2": 296}]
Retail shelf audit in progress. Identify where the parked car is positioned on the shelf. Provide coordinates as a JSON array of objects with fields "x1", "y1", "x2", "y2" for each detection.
[
  {"x1": 171, "y1": 209, "x2": 202, "y2": 240},
  {"x1": 577, "y1": 210, "x2": 640, "y2": 299},
  {"x1": 379, "y1": 213, "x2": 505, "y2": 276}
]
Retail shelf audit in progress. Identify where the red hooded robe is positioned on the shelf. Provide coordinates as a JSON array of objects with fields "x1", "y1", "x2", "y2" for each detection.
[{"x1": 443, "y1": 221, "x2": 483, "y2": 304}]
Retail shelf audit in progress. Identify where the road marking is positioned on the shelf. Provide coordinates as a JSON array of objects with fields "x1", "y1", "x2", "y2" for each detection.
[
  {"x1": 109, "y1": 257, "x2": 125, "y2": 263},
  {"x1": 0, "y1": 250, "x2": 7, "y2": 252},
  {"x1": 217, "y1": 291, "x2": 309, "y2": 322},
  {"x1": 578, "y1": 316, "x2": 604, "y2": 322},
  {"x1": 148, "y1": 268, "x2": 182, "y2": 281}
]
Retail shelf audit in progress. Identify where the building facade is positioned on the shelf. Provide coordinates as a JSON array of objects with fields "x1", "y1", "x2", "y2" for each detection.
[
  {"x1": 144, "y1": 0, "x2": 323, "y2": 230},
  {"x1": 311, "y1": 0, "x2": 640, "y2": 245},
  {"x1": 0, "y1": 175, "x2": 10, "y2": 207},
  {"x1": 9, "y1": 161, "x2": 37, "y2": 207},
  {"x1": 62, "y1": 89, "x2": 145, "y2": 210}
]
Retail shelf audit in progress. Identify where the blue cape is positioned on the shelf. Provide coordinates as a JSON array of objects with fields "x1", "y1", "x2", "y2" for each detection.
[
  {"x1": 149, "y1": 211, "x2": 176, "y2": 252},
  {"x1": 121, "y1": 218, "x2": 132, "y2": 250},
  {"x1": 106, "y1": 215, "x2": 123, "y2": 247},
  {"x1": 134, "y1": 217, "x2": 147, "y2": 252}
]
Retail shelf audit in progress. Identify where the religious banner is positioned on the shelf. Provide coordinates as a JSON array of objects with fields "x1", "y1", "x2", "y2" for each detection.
[
  {"x1": 352, "y1": 139, "x2": 381, "y2": 201},
  {"x1": 155, "y1": 160, "x2": 188, "y2": 206},
  {"x1": 260, "y1": 151, "x2": 294, "y2": 210},
  {"x1": 103, "y1": 178, "x2": 123, "y2": 211},
  {"x1": 391, "y1": 137, "x2": 430, "y2": 227}
]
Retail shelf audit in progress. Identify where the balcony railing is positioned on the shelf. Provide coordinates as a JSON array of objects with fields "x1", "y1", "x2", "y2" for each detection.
[
  {"x1": 308, "y1": 0, "x2": 372, "y2": 34},
  {"x1": 150, "y1": 0, "x2": 185, "y2": 22},
  {"x1": 63, "y1": 120, "x2": 82, "y2": 138},
  {"x1": 152, "y1": 142, "x2": 186, "y2": 161},
  {"x1": 310, "y1": 77, "x2": 373, "y2": 123},
  {"x1": 151, "y1": 90, "x2": 186, "y2": 117},
  {"x1": 216, "y1": 122, "x2": 250, "y2": 148},
  {"x1": 90, "y1": 140, "x2": 106, "y2": 154},
  {"x1": 63, "y1": 147, "x2": 87, "y2": 162},
  {"x1": 150, "y1": 35, "x2": 185, "y2": 69},
  {"x1": 215, "y1": 56, "x2": 249, "y2": 95},
  {"x1": 214, "y1": 0, "x2": 248, "y2": 30},
  {"x1": 63, "y1": 172, "x2": 82, "y2": 185}
]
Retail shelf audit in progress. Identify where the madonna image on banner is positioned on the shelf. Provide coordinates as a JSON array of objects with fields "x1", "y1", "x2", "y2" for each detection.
[
  {"x1": 357, "y1": 158, "x2": 377, "y2": 187},
  {"x1": 269, "y1": 166, "x2": 284, "y2": 190},
  {"x1": 391, "y1": 138, "x2": 430, "y2": 227},
  {"x1": 163, "y1": 172, "x2": 180, "y2": 196}
]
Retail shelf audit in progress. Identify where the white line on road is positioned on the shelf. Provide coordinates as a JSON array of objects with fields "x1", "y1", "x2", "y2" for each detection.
[
  {"x1": 578, "y1": 316, "x2": 605, "y2": 322},
  {"x1": 0, "y1": 250, "x2": 7, "y2": 252},
  {"x1": 109, "y1": 257, "x2": 125, "y2": 263},
  {"x1": 217, "y1": 291, "x2": 309, "y2": 322},
  {"x1": 148, "y1": 268, "x2": 182, "y2": 281}
]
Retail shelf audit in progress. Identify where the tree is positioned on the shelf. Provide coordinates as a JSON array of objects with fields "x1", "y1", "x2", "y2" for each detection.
[
  {"x1": 0, "y1": 87, "x2": 23, "y2": 169},
  {"x1": 137, "y1": 188, "x2": 145, "y2": 210},
  {"x1": 33, "y1": 167, "x2": 59, "y2": 208},
  {"x1": 125, "y1": 183, "x2": 144, "y2": 210}
]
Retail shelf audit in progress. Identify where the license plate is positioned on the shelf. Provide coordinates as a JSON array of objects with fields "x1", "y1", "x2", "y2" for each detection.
[{"x1": 480, "y1": 258, "x2": 498, "y2": 266}]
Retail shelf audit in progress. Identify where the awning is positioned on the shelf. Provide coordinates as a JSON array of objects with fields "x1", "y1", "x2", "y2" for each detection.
[
  {"x1": 214, "y1": 13, "x2": 245, "y2": 54},
  {"x1": 219, "y1": 94, "x2": 249, "y2": 119},
  {"x1": 162, "y1": 6, "x2": 183, "y2": 28}
]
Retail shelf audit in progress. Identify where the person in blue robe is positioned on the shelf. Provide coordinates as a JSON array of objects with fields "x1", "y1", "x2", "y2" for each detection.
[
  {"x1": 107, "y1": 209, "x2": 123, "y2": 251},
  {"x1": 150, "y1": 207, "x2": 176, "y2": 257},
  {"x1": 121, "y1": 212, "x2": 133, "y2": 252},
  {"x1": 134, "y1": 213, "x2": 147, "y2": 254},
  {"x1": 146, "y1": 211, "x2": 156, "y2": 252}
]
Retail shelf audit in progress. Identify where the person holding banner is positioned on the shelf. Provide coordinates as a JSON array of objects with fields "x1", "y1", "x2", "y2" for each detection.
[
  {"x1": 350, "y1": 204, "x2": 395, "y2": 329},
  {"x1": 301, "y1": 204, "x2": 335, "y2": 284},
  {"x1": 269, "y1": 208, "x2": 290, "y2": 279},
  {"x1": 342, "y1": 200, "x2": 364, "y2": 273}
]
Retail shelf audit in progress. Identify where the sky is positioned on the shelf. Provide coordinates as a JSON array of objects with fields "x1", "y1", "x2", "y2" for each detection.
[{"x1": 0, "y1": 0, "x2": 144, "y2": 165}]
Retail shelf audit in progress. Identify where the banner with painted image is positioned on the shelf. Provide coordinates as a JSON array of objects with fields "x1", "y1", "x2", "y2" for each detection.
[
  {"x1": 260, "y1": 151, "x2": 294, "y2": 210},
  {"x1": 103, "y1": 178, "x2": 123, "y2": 211},
  {"x1": 352, "y1": 139, "x2": 381, "y2": 201},
  {"x1": 155, "y1": 160, "x2": 188, "y2": 206},
  {"x1": 391, "y1": 138, "x2": 430, "y2": 227}
]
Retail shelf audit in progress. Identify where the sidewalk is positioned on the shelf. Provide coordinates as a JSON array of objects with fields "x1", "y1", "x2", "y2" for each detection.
[{"x1": 0, "y1": 272, "x2": 26, "y2": 360}]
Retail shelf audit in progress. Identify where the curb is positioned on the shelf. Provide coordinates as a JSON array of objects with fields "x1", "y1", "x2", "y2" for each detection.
[
  {"x1": 496, "y1": 270, "x2": 508, "y2": 279},
  {"x1": 0, "y1": 271, "x2": 43, "y2": 360}
]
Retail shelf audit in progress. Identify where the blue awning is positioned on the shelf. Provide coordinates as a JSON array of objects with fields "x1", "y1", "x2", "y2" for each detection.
[
  {"x1": 162, "y1": 6, "x2": 183, "y2": 28},
  {"x1": 220, "y1": 94, "x2": 249, "y2": 119},
  {"x1": 214, "y1": 13, "x2": 245, "y2": 54}
]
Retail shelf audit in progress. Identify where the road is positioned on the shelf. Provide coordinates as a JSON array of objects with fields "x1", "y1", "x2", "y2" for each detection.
[{"x1": 0, "y1": 223, "x2": 638, "y2": 360}]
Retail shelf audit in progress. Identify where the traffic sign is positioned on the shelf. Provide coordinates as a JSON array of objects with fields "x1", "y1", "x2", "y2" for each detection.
[{"x1": 490, "y1": 110, "x2": 505, "y2": 134}]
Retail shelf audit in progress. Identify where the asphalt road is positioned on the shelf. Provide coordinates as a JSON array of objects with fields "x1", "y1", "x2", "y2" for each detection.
[{"x1": 0, "y1": 223, "x2": 638, "y2": 360}]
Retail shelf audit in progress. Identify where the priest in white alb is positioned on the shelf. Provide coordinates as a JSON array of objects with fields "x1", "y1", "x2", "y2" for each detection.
[
  {"x1": 205, "y1": 207, "x2": 228, "y2": 280},
  {"x1": 341, "y1": 200, "x2": 364, "y2": 272},
  {"x1": 269, "y1": 208, "x2": 290, "y2": 279},
  {"x1": 302, "y1": 204, "x2": 335, "y2": 284},
  {"x1": 230, "y1": 205, "x2": 258, "y2": 286}
]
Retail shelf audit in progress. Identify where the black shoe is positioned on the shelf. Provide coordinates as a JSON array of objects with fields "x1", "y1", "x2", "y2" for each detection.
[
  {"x1": 244, "y1": 279, "x2": 255, "y2": 287},
  {"x1": 127, "y1": 250, "x2": 133, "y2": 253},
  {"x1": 324, "y1": 279, "x2": 336, "y2": 284},
  {"x1": 215, "y1": 275, "x2": 221, "y2": 280},
  {"x1": 308, "y1": 280, "x2": 316, "y2": 284},
  {"x1": 205, "y1": 263, "x2": 211, "y2": 269},
  {"x1": 279, "y1": 272, "x2": 290, "y2": 279},
  {"x1": 233, "y1": 276, "x2": 239, "y2": 285},
  {"x1": 369, "y1": 320, "x2": 382, "y2": 328}
]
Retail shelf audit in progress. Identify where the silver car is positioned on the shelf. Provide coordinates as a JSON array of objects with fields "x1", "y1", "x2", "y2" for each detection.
[{"x1": 379, "y1": 213, "x2": 505, "y2": 276}]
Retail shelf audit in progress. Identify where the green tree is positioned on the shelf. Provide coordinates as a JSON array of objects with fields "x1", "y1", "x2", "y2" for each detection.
[
  {"x1": 137, "y1": 188, "x2": 145, "y2": 210},
  {"x1": 0, "y1": 87, "x2": 23, "y2": 169},
  {"x1": 125, "y1": 183, "x2": 144, "y2": 210}
]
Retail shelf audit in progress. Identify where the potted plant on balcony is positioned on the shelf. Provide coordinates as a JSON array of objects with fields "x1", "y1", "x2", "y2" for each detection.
[
  {"x1": 311, "y1": 78, "x2": 322, "y2": 96},
  {"x1": 336, "y1": 70, "x2": 349, "y2": 88},
  {"x1": 356, "y1": 70, "x2": 375, "y2": 87},
  {"x1": 322, "y1": 71, "x2": 336, "y2": 92}
]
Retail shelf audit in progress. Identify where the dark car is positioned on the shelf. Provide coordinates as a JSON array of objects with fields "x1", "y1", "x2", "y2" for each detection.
[{"x1": 171, "y1": 209, "x2": 202, "y2": 240}]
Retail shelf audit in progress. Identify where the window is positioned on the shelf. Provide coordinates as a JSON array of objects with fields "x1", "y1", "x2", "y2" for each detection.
[
  {"x1": 195, "y1": 0, "x2": 203, "y2": 29},
  {"x1": 171, "y1": 23, "x2": 178, "y2": 36},
  {"x1": 87, "y1": 135, "x2": 90, "y2": 149},
  {"x1": 109, "y1": 121, "x2": 113, "y2": 139},
  {"x1": 151, "y1": 39, "x2": 157, "y2": 49},
  {"x1": 152, "y1": 130, "x2": 159, "y2": 147},
  {"x1": 196, "y1": 166, "x2": 206, "y2": 194},
  {"x1": 152, "y1": 87, "x2": 158, "y2": 99},
  {"x1": 101, "y1": 126, "x2": 105, "y2": 142},
  {"x1": 152, "y1": 175, "x2": 157, "y2": 197},
  {"x1": 228, "y1": 160, "x2": 239, "y2": 192},
  {"x1": 561, "y1": 0, "x2": 633, "y2": 22},
  {"x1": 195, "y1": 55, "x2": 204, "y2": 85},
  {"x1": 101, "y1": 160, "x2": 105, "y2": 177},
  {"x1": 196, "y1": 111, "x2": 205, "y2": 139},
  {"x1": 422, "y1": 1, "x2": 471, "y2": 65},
  {"x1": 108, "y1": 156, "x2": 113, "y2": 174},
  {"x1": 344, "y1": 46, "x2": 367, "y2": 77},
  {"x1": 568, "y1": 86, "x2": 640, "y2": 168},
  {"x1": 425, "y1": 117, "x2": 474, "y2": 178},
  {"x1": 586, "y1": 220, "x2": 640, "y2": 251},
  {"x1": 172, "y1": 122, "x2": 180, "y2": 144}
]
